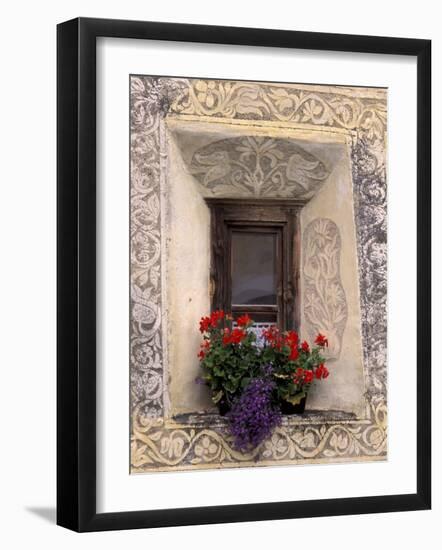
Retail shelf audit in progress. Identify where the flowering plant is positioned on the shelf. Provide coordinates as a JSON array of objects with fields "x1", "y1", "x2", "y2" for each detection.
[
  {"x1": 197, "y1": 311, "x2": 261, "y2": 409},
  {"x1": 260, "y1": 325, "x2": 329, "y2": 408},
  {"x1": 227, "y1": 374, "x2": 281, "y2": 452},
  {"x1": 197, "y1": 312, "x2": 330, "y2": 450}
]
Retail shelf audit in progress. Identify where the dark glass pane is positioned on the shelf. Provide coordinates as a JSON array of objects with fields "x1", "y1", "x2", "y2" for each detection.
[{"x1": 231, "y1": 232, "x2": 277, "y2": 305}]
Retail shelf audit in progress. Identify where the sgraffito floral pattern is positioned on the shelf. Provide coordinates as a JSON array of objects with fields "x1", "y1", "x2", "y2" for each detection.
[
  {"x1": 189, "y1": 136, "x2": 329, "y2": 199},
  {"x1": 130, "y1": 77, "x2": 188, "y2": 419},
  {"x1": 131, "y1": 397, "x2": 387, "y2": 468},
  {"x1": 171, "y1": 79, "x2": 386, "y2": 142},
  {"x1": 130, "y1": 76, "x2": 387, "y2": 471},
  {"x1": 351, "y1": 137, "x2": 387, "y2": 400},
  {"x1": 303, "y1": 219, "x2": 348, "y2": 359}
]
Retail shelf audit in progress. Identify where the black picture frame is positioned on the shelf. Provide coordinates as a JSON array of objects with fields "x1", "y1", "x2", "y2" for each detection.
[{"x1": 57, "y1": 17, "x2": 431, "y2": 532}]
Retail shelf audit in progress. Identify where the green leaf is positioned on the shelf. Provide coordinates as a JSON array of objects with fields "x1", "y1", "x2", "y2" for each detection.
[
  {"x1": 284, "y1": 391, "x2": 306, "y2": 406},
  {"x1": 212, "y1": 390, "x2": 224, "y2": 404}
]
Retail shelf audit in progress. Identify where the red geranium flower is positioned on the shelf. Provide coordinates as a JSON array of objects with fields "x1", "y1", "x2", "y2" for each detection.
[
  {"x1": 199, "y1": 310, "x2": 225, "y2": 333},
  {"x1": 300, "y1": 340, "x2": 310, "y2": 353},
  {"x1": 293, "y1": 367, "x2": 304, "y2": 384},
  {"x1": 303, "y1": 369, "x2": 314, "y2": 384},
  {"x1": 262, "y1": 325, "x2": 277, "y2": 341},
  {"x1": 197, "y1": 339, "x2": 211, "y2": 360},
  {"x1": 199, "y1": 316, "x2": 211, "y2": 333},
  {"x1": 210, "y1": 309, "x2": 225, "y2": 327},
  {"x1": 223, "y1": 327, "x2": 246, "y2": 346},
  {"x1": 262, "y1": 325, "x2": 283, "y2": 349},
  {"x1": 314, "y1": 333, "x2": 328, "y2": 347},
  {"x1": 293, "y1": 367, "x2": 315, "y2": 385},
  {"x1": 285, "y1": 330, "x2": 299, "y2": 347},
  {"x1": 315, "y1": 363, "x2": 329, "y2": 379},
  {"x1": 284, "y1": 331, "x2": 299, "y2": 361},
  {"x1": 289, "y1": 346, "x2": 299, "y2": 361},
  {"x1": 231, "y1": 328, "x2": 246, "y2": 344},
  {"x1": 236, "y1": 313, "x2": 252, "y2": 327}
]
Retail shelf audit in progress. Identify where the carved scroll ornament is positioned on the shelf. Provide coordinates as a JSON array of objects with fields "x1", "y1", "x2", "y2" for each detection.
[
  {"x1": 189, "y1": 136, "x2": 329, "y2": 199},
  {"x1": 130, "y1": 76, "x2": 387, "y2": 471},
  {"x1": 303, "y1": 218, "x2": 348, "y2": 359}
]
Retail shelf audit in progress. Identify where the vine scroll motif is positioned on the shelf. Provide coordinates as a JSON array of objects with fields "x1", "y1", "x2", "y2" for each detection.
[
  {"x1": 189, "y1": 136, "x2": 329, "y2": 199},
  {"x1": 171, "y1": 80, "x2": 387, "y2": 143},
  {"x1": 130, "y1": 76, "x2": 188, "y2": 418},
  {"x1": 130, "y1": 76, "x2": 387, "y2": 471},
  {"x1": 303, "y1": 218, "x2": 348, "y2": 359},
  {"x1": 131, "y1": 398, "x2": 387, "y2": 469},
  {"x1": 351, "y1": 137, "x2": 387, "y2": 400}
]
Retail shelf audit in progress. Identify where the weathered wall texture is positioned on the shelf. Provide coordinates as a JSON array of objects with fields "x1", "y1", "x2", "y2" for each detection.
[
  {"x1": 130, "y1": 76, "x2": 387, "y2": 472},
  {"x1": 300, "y1": 141, "x2": 366, "y2": 416},
  {"x1": 165, "y1": 134, "x2": 213, "y2": 415},
  {"x1": 166, "y1": 120, "x2": 364, "y2": 416}
]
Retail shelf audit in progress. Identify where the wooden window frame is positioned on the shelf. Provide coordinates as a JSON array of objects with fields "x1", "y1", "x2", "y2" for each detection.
[{"x1": 206, "y1": 198, "x2": 304, "y2": 331}]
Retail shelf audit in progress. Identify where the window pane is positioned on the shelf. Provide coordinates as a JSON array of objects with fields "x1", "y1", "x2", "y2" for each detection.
[{"x1": 231, "y1": 232, "x2": 277, "y2": 305}]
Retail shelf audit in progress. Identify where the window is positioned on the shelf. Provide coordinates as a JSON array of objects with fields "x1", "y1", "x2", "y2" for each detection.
[{"x1": 206, "y1": 199, "x2": 301, "y2": 332}]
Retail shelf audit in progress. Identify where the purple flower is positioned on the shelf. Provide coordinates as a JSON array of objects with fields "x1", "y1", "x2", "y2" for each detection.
[{"x1": 227, "y1": 377, "x2": 281, "y2": 452}]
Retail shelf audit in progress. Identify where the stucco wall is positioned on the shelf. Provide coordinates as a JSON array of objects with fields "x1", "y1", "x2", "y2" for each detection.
[
  {"x1": 165, "y1": 133, "x2": 214, "y2": 415},
  {"x1": 130, "y1": 76, "x2": 387, "y2": 472},
  {"x1": 300, "y1": 141, "x2": 366, "y2": 416},
  {"x1": 165, "y1": 120, "x2": 365, "y2": 417}
]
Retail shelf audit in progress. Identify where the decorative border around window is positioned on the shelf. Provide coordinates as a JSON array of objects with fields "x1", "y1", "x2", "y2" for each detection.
[{"x1": 130, "y1": 76, "x2": 387, "y2": 472}]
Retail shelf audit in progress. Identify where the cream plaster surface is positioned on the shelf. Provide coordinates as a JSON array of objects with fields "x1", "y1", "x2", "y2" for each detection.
[
  {"x1": 165, "y1": 132, "x2": 214, "y2": 415},
  {"x1": 300, "y1": 140, "x2": 366, "y2": 416},
  {"x1": 168, "y1": 117, "x2": 349, "y2": 196},
  {"x1": 166, "y1": 118, "x2": 365, "y2": 417},
  {"x1": 130, "y1": 77, "x2": 387, "y2": 472}
]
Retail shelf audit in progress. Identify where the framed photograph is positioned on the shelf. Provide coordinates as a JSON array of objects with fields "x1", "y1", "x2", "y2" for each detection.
[{"x1": 57, "y1": 17, "x2": 431, "y2": 531}]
